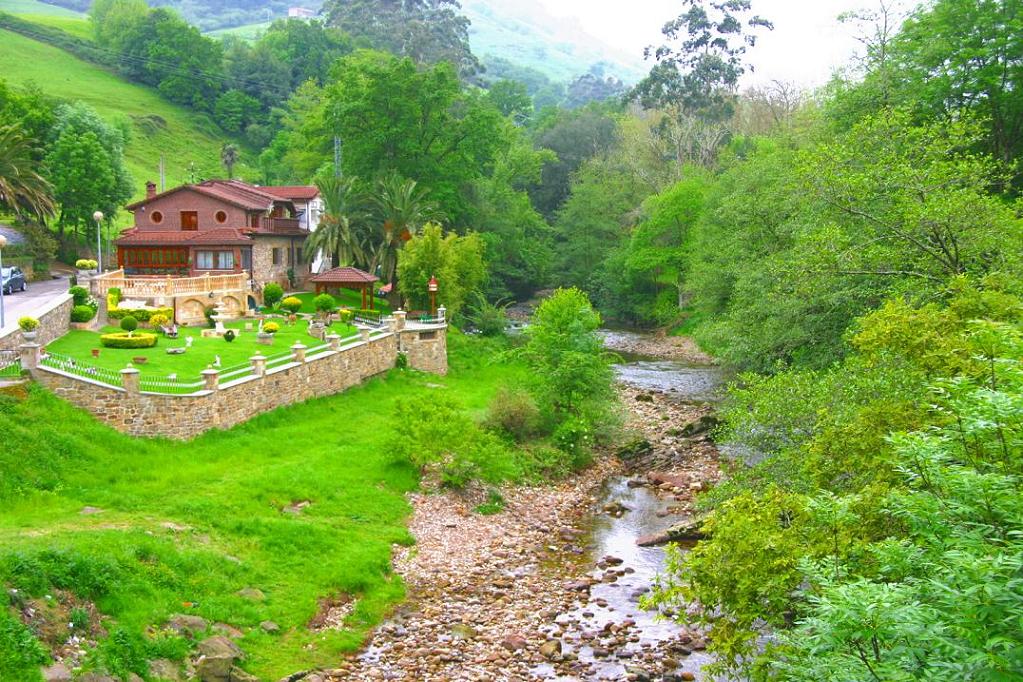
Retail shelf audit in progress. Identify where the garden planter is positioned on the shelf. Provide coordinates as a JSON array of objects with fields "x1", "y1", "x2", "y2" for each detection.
[
  {"x1": 257, "y1": 332, "x2": 275, "y2": 346},
  {"x1": 22, "y1": 331, "x2": 38, "y2": 342}
]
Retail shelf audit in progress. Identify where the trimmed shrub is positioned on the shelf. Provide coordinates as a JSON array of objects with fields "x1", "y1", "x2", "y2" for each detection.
[
  {"x1": 263, "y1": 283, "x2": 284, "y2": 308},
  {"x1": 70, "y1": 305, "x2": 96, "y2": 323},
  {"x1": 224, "y1": 330, "x2": 236, "y2": 343},
  {"x1": 108, "y1": 307, "x2": 173, "y2": 322},
  {"x1": 353, "y1": 308, "x2": 381, "y2": 318},
  {"x1": 149, "y1": 314, "x2": 170, "y2": 329},
  {"x1": 18, "y1": 317, "x2": 39, "y2": 332},
  {"x1": 107, "y1": 287, "x2": 122, "y2": 305},
  {"x1": 313, "y1": 294, "x2": 335, "y2": 314},
  {"x1": 100, "y1": 332, "x2": 157, "y2": 349},
  {"x1": 263, "y1": 322, "x2": 280, "y2": 334},
  {"x1": 120, "y1": 316, "x2": 138, "y2": 334},
  {"x1": 74, "y1": 259, "x2": 97, "y2": 270},
  {"x1": 69, "y1": 286, "x2": 90, "y2": 306},
  {"x1": 484, "y1": 387, "x2": 541, "y2": 442},
  {"x1": 281, "y1": 296, "x2": 303, "y2": 314},
  {"x1": 336, "y1": 309, "x2": 354, "y2": 324}
]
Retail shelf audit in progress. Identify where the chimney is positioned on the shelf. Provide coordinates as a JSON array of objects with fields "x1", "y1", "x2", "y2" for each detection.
[{"x1": 146, "y1": 181, "x2": 157, "y2": 199}]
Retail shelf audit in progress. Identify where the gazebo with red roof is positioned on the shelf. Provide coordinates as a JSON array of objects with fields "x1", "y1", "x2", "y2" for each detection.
[{"x1": 310, "y1": 266, "x2": 380, "y2": 309}]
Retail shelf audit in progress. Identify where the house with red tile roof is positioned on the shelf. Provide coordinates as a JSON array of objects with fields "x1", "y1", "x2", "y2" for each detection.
[{"x1": 114, "y1": 179, "x2": 319, "y2": 289}]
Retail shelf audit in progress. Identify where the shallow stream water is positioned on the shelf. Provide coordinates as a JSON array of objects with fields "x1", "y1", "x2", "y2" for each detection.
[{"x1": 532, "y1": 331, "x2": 724, "y2": 680}]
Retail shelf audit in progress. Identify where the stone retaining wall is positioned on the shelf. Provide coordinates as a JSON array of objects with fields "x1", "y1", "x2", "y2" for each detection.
[
  {"x1": 28, "y1": 325, "x2": 446, "y2": 439},
  {"x1": 0, "y1": 293, "x2": 72, "y2": 351}
]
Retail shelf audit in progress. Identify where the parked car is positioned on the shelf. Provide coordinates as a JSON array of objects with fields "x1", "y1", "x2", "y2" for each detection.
[{"x1": 1, "y1": 266, "x2": 26, "y2": 294}]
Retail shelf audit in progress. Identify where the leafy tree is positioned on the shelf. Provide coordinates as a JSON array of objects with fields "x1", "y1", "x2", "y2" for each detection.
[
  {"x1": 304, "y1": 175, "x2": 369, "y2": 269},
  {"x1": 520, "y1": 288, "x2": 616, "y2": 429},
  {"x1": 633, "y1": 0, "x2": 773, "y2": 121},
  {"x1": 0, "y1": 125, "x2": 55, "y2": 221},
  {"x1": 258, "y1": 19, "x2": 355, "y2": 89},
  {"x1": 44, "y1": 103, "x2": 133, "y2": 240},
  {"x1": 486, "y1": 80, "x2": 532, "y2": 122},
  {"x1": 322, "y1": 0, "x2": 478, "y2": 76},
  {"x1": 396, "y1": 222, "x2": 485, "y2": 317},
  {"x1": 214, "y1": 90, "x2": 262, "y2": 135},
  {"x1": 319, "y1": 50, "x2": 505, "y2": 225},
  {"x1": 565, "y1": 70, "x2": 627, "y2": 109},
  {"x1": 89, "y1": 0, "x2": 148, "y2": 47}
]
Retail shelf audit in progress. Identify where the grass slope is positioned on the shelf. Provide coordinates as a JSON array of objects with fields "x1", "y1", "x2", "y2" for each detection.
[
  {"x1": 0, "y1": 332, "x2": 523, "y2": 680},
  {"x1": 0, "y1": 22, "x2": 247, "y2": 203}
]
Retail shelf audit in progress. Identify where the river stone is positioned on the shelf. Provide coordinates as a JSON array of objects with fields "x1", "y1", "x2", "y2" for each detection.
[
  {"x1": 78, "y1": 675, "x2": 116, "y2": 682},
  {"x1": 539, "y1": 639, "x2": 562, "y2": 660},
  {"x1": 450, "y1": 623, "x2": 478, "y2": 640},
  {"x1": 149, "y1": 658, "x2": 181, "y2": 681},
  {"x1": 196, "y1": 634, "x2": 245, "y2": 682},
  {"x1": 259, "y1": 620, "x2": 280, "y2": 634},
  {"x1": 500, "y1": 634, "x2": 527, "y2": 652},
  {"x1": 228, "y1": 667, "x2": 259, "y2": 682},
  {"x1": 679, "y1": 415, "x2": 719, "y2": 437},
  {"x1": 41, "y1": 663, "x2": 72, "y2": 682},
  {"x1": 168, "y1": 614, "x2": 209, "y2": 636}
]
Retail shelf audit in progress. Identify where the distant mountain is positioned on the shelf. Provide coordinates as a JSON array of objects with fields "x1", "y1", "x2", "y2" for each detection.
[
  {"x1": 462, "y1": 0, "x2": 647, "y2": 84},
  {"x1": 30, "y1": 0, "x2": 649, "y2": 84}
]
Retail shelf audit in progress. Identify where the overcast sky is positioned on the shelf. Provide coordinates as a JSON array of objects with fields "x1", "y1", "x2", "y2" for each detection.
[{"x1": 535, "y1": 0, "x2": 872, "y2": 88}]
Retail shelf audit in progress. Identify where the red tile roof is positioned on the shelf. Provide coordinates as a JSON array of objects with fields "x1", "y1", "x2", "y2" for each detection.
[
  {"x1": 114, "y1": 228, "x2": 255, "y2": 246},
  {"x1": 125, "y1": 180, "x2": 294, "y2": 212},
  {"x1": 261, "y1": 185, "x2": 320, "y2": 201},
  {"x1": 310, "y1": 266, "x2": 378, "y2": 284}
]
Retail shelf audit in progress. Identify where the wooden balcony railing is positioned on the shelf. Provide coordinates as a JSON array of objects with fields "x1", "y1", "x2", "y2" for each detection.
[
  {"x1": 264, "y1": 217, "x2": 302, "y2": 232},
  {"x1": 93, "y1": 270, "x2": 249, "y2": 298}
]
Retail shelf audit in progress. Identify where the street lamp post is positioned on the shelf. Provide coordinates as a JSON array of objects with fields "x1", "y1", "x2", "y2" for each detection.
[
  {"x1": 0, "y1": 234, "x2": 6, "y2": 329},
  {"x1": 428, "y1": 275, "x2": 438, "y2": 317},
  {"x1": 93, "y1": 210, "x2": 104, "y2": 273}
]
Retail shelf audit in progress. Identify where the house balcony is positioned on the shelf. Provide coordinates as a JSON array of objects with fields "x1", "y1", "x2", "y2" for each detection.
[{"x1": 263, "y1": 217, "x2": 303, "y2": 233}]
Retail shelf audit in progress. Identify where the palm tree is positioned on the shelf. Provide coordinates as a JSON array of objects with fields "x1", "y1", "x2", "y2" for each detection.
[
  {"x1": 220, "y1": 143, "x2": 239, "y2": 179},
  {"x1": 305, "y1": 175, "x2": 369, "y2": 270},
  {"x1": 370, "y1": 173, "x2": 442, "y2": 292},
  {"x1": 0, "y1": 124, "x2": 55, "y2": 221}
]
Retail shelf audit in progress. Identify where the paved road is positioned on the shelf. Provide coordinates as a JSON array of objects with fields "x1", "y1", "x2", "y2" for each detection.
[{"x1": 0, "y1": 274, "x2": 70, "y2": 334}]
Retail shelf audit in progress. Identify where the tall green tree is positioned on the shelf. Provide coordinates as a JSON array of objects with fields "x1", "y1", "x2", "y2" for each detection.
[
  {"x1": 322, "y1": 0, "x2": 478, "y2": 76},
  {"x1": 396, "y1": 222, "x2": 486, "y2": 316},
  {"x1": 371, "y1": 173, "x2": 443, "y2": 291},
  {"x1": 44, "y1": 103, "x2": 133, "y2": 240}
]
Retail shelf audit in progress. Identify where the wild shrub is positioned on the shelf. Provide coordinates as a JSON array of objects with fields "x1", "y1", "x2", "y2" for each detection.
[
  {"x1": 483, "y1": 386, "x2": 540, "y2": 442},
  {"x1": 465, "y1": 293, "x2": 508, "y2": 336}
]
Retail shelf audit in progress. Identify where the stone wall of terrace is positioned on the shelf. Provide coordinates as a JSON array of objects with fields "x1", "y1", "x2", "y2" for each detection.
[
  {"x1": 25, "y1": 322, "x2": 445, "y2": 440},
  {"x1": 0, "y1": 293, "x2": 72, "y2": 351}
]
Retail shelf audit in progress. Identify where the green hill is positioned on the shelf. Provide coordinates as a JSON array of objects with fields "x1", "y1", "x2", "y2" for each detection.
[{"x1": 0, "y1": 12, "x2": 247, "y2": 204}]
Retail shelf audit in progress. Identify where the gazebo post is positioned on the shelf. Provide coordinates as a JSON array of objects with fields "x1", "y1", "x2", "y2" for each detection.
[{"x1": 361, "y1": 285, "x2": 367, "y2": 310}]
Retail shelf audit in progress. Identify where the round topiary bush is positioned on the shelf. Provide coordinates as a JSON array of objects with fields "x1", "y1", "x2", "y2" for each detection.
[
  {"x1": 314, "y1": 294, "x2": 336, "y2": 315},
  {"x1": 100, "y1": 332, "x2": 157, "y2": 349},
  {"x1": 69, "y1": 286, "x2": 90, "y2": 306},
  {"x1": 224, "y1": 329, "x2": 236, "y2": 343},
  {"x1": 70, "y1": 305, "x2": 96, "y2": 323},
  {"x1": 263, "y1": 321, "x2": 280, "y2": 334},
  {"x1": 281, "y1": 296, "x2": 303, "y2": 314},
  {"x1": 120, "y1": 316, "x2": 138, "y2": 334},
  {"x1": 75, "y1": 259, "x2": 97, "y2": 270},
  {"x1": 263, "y1": 283, "x2": 284, "y2": 309}
]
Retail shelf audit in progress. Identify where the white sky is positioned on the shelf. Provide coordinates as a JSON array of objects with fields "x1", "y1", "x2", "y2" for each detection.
[{"x1": 535, "y1": 0, "x2": 870, "y2": 88}]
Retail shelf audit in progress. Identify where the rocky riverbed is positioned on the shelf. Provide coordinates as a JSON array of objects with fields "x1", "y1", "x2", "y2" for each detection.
[{"x1": 294, "y1": 335, "x2": 724, "y2": 682}]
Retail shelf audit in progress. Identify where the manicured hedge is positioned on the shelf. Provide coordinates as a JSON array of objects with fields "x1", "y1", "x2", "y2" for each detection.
[
  {"x1": 100, "y1": 333, "x2": 158, "y2": 349},
  {"x1": 70, "y1": 305, "x2": 96, "y2": 323},
  {"x1": 108, "y1": 307, "x2": 174, "y2": 323}
]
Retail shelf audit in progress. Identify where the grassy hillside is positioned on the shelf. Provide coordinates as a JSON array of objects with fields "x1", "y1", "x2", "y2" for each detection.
[
  {"x1": 0, "y1": 16, "x2": 248, "y2": 205},
  {"x1": 0, "y1": 333, "x2": 523, "y2": 680}
]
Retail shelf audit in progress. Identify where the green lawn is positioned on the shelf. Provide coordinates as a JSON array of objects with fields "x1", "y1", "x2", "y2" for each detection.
[
  {"x1": 0, "y1": 26, "x2": 250, "y2": 205},
  {"x1": 0, "y1": 332, "x2": 526, "y2": 680},
  {"x1": 288, "y1": 290, "x2": 392, "y2": 315},
  {"x1": 205, "y1": 20, "x2": 270, "y2": 41},
  {"x1": 46, "y1": 319, "x2": 358, "y2": 379}
]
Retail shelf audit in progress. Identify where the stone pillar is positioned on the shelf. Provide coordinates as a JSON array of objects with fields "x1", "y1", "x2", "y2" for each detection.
[
  {"x1": 19, "y1": 343, "x2": 41, "y2": 371},
  {"x1": 360, "y1": 328, "x2": 371, "y2": 342},
  {"x1": 121, "y1": 367, "x2": 140, "y2": 394},
  {"x1": 291, "y1": 342, "x2": 307, "y2": 363},
  {"x1": 250, "y1": 354, "x2": 267, "y2": 377},
  {"x1": 326, "y1": 334, "x2": 341, "y2": 351},
  {"x1": 437, "y1": 306, "x2": 446, "y2": 323},
  {"x1": 201, "y1": 368, "x2": 220, "y2": 391},
  {"x1": 392, "y1": 310, "x2": 407, "y2": 332}
]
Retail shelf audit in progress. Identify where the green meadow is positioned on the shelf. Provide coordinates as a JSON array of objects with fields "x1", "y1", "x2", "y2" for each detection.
[{"x1": 0, "y1": 332, "x2": 523, "y2": 680}]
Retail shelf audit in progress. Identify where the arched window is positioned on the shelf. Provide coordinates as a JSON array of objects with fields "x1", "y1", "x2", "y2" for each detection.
[
  {"x1": 215, "y1": 210, "x2": 227, "y2": 224},
  {"x1": 151, "y1": 211, "x2": 163, "y2": 224}
]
